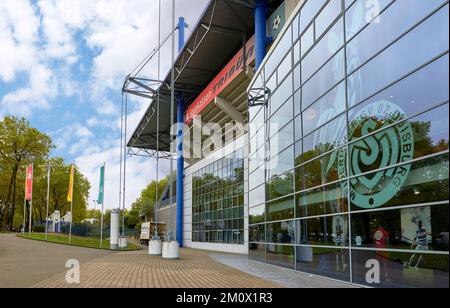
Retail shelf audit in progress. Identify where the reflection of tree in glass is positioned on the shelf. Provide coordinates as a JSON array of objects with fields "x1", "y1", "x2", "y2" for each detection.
[
  {"x1": 294, "y1": 115, "x2": 448, "y2": 194},
  {"x1": 267, "y1": 171, "x2": 294, "y2": 200},
  {"x1": 295, "y1": 144, "x2": 341, "y2": 192}
]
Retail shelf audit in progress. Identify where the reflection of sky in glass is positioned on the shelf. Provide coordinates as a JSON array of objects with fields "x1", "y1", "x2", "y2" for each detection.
[{"x1": 246, "y1": 0, "x2": 449, "y2": 288}]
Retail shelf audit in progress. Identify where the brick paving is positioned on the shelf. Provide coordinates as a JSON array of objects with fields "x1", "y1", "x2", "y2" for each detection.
[
  {"x1": 0, "y1": 234, "x2": 112, "y2": 288},
  {"x1": 32, "y1": 249, "x2": 282, "y2": 288}
]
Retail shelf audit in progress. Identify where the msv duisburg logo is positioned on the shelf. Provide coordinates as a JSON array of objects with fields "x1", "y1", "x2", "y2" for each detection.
[{"x1": 338, "y1": 101, "x2": 414, "y2": 209}]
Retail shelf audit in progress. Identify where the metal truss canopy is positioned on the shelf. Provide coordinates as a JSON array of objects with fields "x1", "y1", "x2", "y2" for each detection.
[{"x1": 126, "y1": 0, "x2": 283, "y2": 158}]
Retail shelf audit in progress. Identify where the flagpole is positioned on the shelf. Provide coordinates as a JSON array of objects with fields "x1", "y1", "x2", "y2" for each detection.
[
  {"x1": 100, "y1": 202, "x2": 104, "y2": 248},
  {"x1": 22, "y1": 198, "x2": 26, "y2": 234},
  {"x1": 28, "y1": 163, "x2": 34, "y2": 237},
  {"x1": 69, "y1": 197, "x2": 73, "y2": 244},
  {"x1": 69, "y1": 164, "x2": 75, "y2": 245},
  {"x1": 122, "y1": 94, "x2": 128, "y2": 240},
  {"x1": 154, "y1": 0, "x2": 161, "y2": 240},
  {"x1": 22, "y1": 166, "x2": 27, "y2": 234},
  {"x1": 45, "y1": 163, "x2": 51, "y2": 241},
  {"x1": 99, "y1": 163, "x2": 105, "y2": 249},
  {"x1": 28, "y1": 200, "x2": 32, "y2": 237}
]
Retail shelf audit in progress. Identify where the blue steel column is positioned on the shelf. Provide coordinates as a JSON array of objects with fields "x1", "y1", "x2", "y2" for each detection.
[
  {"x1": 176, "y1": 17, "x2": 186, "y2": 246},
  {"x1": 255, "y1": 0, "x2": 269, "y2": 69}
]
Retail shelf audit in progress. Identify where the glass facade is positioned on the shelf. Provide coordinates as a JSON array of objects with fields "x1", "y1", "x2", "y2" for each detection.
[
  {"x1": 192, "y1": 149, "x2": 245, "y2": 244},
  {"x1": 248, "y1": 0, "x2": 449, "y2": 288}
]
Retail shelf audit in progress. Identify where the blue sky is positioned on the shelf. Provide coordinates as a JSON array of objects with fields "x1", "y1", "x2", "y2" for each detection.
[{"x1": 0, "y1": 0, "x2": 208, "y2": 210}]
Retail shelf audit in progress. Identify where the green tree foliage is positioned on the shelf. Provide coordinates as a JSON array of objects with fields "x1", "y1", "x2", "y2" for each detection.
[
  {"x1": 126, "y1": 177, "x2": 169, "y2": 231},
  {"x1": 0, "y1": 117, "x2": 52, "y2": 228},
  {"x1": 86, "y1": 209, "x2": 102, "y2": 221},
  {"x1": 31, "y1": 158, "x2": 90, "y2": 224},
  {"x1": 0, "y1": 117, "x2": 91, "y2": 230}
]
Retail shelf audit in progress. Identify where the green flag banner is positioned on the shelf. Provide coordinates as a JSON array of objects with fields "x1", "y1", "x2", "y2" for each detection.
[{"x1": 98, "y1": 164, "x2": 105, "y2": 205}]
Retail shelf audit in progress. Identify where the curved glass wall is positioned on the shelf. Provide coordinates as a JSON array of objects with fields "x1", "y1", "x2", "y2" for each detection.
[{"x1": 248, "y1": 0, "x2": 449, "y2": 288}]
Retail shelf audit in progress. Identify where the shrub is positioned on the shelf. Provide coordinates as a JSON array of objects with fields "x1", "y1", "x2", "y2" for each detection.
[{"x1": 33, "y1": 225, "x2": 45, "y2": 233}]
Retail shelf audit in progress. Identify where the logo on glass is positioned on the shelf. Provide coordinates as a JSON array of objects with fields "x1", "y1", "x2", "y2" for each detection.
[
  {"x1": 338, "y1": 101, "x2": 414, "y2": 209},
  {"x1": 273, "y1": 15, "x2": 282, "y2": 31}
]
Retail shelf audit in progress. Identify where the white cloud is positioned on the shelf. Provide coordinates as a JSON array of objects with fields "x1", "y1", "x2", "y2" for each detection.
[
  {"x1": 1, "y1": 0, "x2": 209, "y2": 209},
  {"x1": 1, "y1": 0, "x2": 210, "y2": 114},
  {"x1": 0, "y1": 0, "x2": 40, "y2": 82},
  {"x1": 53, "y1": 123, "x2": 94, "y2": 155},
  {"x1": 86, "y1": 116, "x2": 117, "y2": 130},
  {"x1": 37, "y1": 0, "x2": 93, "y2": 61},
  {"x1": 1, "y1": 64, "x2": 56, "y2": 117},
  {"x1": 33, "y1": 0, "x2": 164, "y2": 116},
  {"x1": 86, "y1": 117, "x2": 100, "y2": 127},
  {"x1": 0, "y1": 0, "x2": 60, "y2": 117},
  {"x1": 75, "y1": 141, "x2": 170, "y2": 211}
]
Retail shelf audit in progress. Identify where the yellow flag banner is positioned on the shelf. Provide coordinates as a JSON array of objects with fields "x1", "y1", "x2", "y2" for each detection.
[{"x1": 67, "y1": 165, "x2": 75, "y2": 203}]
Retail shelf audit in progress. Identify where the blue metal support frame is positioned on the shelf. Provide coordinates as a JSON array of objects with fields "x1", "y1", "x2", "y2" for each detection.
[
  {"x1": 176, "y1": 17, "x2": 186, "y2": 246},
  {"x1": 255, "y1": 0, "x2": 270, "y2": 69}
]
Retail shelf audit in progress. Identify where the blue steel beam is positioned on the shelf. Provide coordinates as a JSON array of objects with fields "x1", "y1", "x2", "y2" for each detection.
[
  {"x1": 255, "y1": 0, "x2": 271, "y2": 69},
  {"x1": 176, "y1": 17, "x2": 186, "y2": 247}
]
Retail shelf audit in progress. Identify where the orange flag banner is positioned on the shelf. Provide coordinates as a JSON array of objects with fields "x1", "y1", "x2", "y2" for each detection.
[{"x1": 67, "y1": 165, "x2": 75, "y2": 203}]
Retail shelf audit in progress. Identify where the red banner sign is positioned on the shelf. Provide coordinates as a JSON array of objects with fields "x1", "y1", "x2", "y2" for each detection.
[
  {"x1": 25, "y1": 165, "x2": 33, "y2": 201},
  {"x1": 185, "y1": 35, "x2": 256, "y2": 124}
]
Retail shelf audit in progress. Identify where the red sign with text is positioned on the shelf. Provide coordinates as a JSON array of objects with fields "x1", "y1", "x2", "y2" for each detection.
[
  {"x1": 185, "y1": 35, "x2": 256, "y2": 124},
  {"x1": 25, "y1": 165, "x2": 33, "y2": 201}
]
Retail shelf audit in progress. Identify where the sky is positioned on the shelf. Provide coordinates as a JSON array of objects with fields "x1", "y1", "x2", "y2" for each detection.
[{"x1": 0, "y1": 0, "x2": 209, "y2": 211}]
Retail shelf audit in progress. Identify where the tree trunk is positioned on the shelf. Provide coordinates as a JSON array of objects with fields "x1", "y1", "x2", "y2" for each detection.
[
  {"x1": 4, "y1": 164, "x2": 18, "y2": 229},
  {"x1": 8, "y1": 166, "x2": 19, "y2": 228},
  {"x1": 4, "y1": 166, "x2": 16, "y2": 225},
  {"x1": 33, "y1": 205, "x2": 38, "y2": 228},
  {"x1": 38, "y1": 196, "x2": 45, "y2": 222},
  {"x1": 52, "y1": 187, "x2": 59, "y2": 213},
  {"x1": 0, "y1": 205, "x2": 3, "y2": 228},
  {"x1": 38, "y1": 206, "x2": 42, "y2": 223}
]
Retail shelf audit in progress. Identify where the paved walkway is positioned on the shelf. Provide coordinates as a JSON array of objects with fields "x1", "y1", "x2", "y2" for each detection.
[
  {"x1": 2, "y1": 234, "x2": 354, "y2": 288},
  {"x1": 0, "y1": 234, "x2": 112, "y2": 288},
  {"x1": 33, "y1": 249, "x2": 281, "y2": 288}
]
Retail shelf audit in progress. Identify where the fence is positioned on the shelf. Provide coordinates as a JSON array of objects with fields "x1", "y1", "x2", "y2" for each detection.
[{"x1": 33, "y1": 221, "x2": 139, "y2": 239}]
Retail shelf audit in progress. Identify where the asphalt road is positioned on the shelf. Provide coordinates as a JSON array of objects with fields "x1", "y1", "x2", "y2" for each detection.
[{"x1": 0, "y1": 234, "x2": 113, "y2": 288}]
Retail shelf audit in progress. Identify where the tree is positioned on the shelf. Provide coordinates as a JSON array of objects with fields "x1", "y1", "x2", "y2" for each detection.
[
  {"x1": 0, "y1": 116, "x2": 91, "y2": 230},
  {"x1": 30, "y1": 158, "x2": 91, "y2": 225},
  {"x1": 86, "y1": 209, "x2": 102, "y2": 221},
  {"x1": 0, "y1": 117, "x2": 53, "y2": 228},
  {"x1": 127, "y1": 176, "x2": 169, "y2": 231}
]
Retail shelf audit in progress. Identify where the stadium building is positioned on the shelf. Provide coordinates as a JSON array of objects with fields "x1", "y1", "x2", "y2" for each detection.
[{"x1": 127, "y1": 0, "x2": 449, "y2": 288}]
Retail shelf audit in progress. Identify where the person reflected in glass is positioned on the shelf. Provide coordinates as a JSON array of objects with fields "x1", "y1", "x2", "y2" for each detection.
[
  {"x1": 373, "y1": 225, "x2": 391, "y2": 282},
  {"x1": 408, "y1": 221, "x2": 432, "y2": 270},
  {"x1": 333, "y1": 221, "x2": 347, "y2": 272}
]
